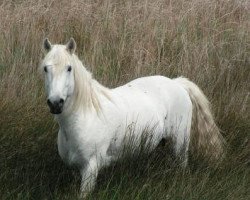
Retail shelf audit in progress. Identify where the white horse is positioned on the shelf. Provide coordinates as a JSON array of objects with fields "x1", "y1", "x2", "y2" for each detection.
[{"x1": 40, "y1": 38, "x2": 224, "y2": 196}]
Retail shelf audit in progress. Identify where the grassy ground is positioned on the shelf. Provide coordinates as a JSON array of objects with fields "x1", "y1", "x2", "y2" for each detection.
[{"x1": 0, "y1": 0, "x2": 249, "y2": 199}]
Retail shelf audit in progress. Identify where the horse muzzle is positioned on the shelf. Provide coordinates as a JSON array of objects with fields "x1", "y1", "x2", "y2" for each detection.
[{"x1": 47, "y1": 98, "x2": 65, "y2": 114}]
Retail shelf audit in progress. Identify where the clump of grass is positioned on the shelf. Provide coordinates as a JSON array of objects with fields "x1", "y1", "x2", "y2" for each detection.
[{"x1": 0, "y1": 0, "x2": 249, "y2": 199}]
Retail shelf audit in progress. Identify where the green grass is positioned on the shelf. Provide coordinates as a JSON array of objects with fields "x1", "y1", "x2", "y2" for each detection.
[
  {"x1": 0, "y1": 89, "x2": 249, "y2": 199},
  {"x1": 0, "y1": 0, "x2": 249, "y2": 199},
  {"x1": 0, "y1": 107, "x2": 249, "y2": 199}
]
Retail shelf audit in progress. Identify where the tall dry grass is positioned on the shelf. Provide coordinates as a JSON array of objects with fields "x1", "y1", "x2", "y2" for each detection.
[{"x1": 0, "y1": 0, "x2": 249, "y2": 199}]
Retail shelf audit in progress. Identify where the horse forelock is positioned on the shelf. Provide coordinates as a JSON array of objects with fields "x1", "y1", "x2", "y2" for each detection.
[{"x1": 41, "y1": 45, "x2": 71, "y2": 74}]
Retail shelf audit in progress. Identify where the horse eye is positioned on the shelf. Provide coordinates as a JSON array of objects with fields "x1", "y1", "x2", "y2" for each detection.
[
  {"x1": 67, "y1": 66, "x2": 72, "y2": 72},
  {"x1": 44, "y1": 66, "x2": 47, "y2": 72}
]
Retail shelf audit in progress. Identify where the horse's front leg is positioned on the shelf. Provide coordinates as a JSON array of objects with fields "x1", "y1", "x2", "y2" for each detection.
[{"x1": 80, "y1": 157, "x2": 98, "y2": 197}]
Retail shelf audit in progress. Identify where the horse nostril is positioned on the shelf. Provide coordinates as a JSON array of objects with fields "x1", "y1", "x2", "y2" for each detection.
[
  {"x1": 47, "y1": 99, "x2": 52, "y2": 106},
  {"x1": 59, "y1": 98, "x2": 64, "y2": 104}
]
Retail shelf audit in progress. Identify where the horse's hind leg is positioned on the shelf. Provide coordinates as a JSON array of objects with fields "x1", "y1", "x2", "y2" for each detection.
[
  {"x1": 175, "y1": 139, "x2": 189, "y2": 167},
  {"x1": 173, "y1": 128, "x2": 190, "y2": 167}
]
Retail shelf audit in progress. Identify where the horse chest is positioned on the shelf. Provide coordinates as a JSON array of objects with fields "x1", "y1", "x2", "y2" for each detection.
[{"x1": 57, "y1": 129, "x2": 86, "y2": 167}]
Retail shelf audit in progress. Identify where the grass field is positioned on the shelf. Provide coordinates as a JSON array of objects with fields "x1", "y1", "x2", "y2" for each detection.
[{"x1": 0, "y1": 0, "x2": 249, "y2": 199}]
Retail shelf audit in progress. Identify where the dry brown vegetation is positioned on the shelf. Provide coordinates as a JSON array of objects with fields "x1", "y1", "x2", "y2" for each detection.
[{"x1": 0, "y1": 0, "x2": 249, "y2": 199}]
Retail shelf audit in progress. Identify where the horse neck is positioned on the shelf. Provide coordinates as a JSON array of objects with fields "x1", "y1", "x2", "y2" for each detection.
[
  {"x1": 64, "y1": 56, "x2": 110, "y2": 118},
  {"x1": 55, "y1": 79, "x2": 109, "y2": 132}
]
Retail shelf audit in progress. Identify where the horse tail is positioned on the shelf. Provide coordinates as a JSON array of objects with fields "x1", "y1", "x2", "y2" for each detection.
[{"x1": 175, "y1": 77, "x2": 225, "y2": 162}]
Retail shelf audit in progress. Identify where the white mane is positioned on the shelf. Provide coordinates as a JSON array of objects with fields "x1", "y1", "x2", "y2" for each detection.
[{"x1": 70, "y1": 53, "x2": 110, "y2": 114}]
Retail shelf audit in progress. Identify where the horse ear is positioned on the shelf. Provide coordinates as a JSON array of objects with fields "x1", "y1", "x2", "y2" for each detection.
[
  {"x1": 43, "y1": 38, "x2": 52, "y2": 52},
  {"x1": 66, "y1": 38, "x2": 76, "y2": 54}
]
